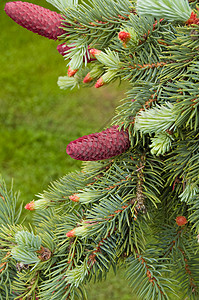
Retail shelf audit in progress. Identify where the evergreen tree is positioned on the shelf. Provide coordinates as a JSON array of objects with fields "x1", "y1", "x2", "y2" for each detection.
[{"x1": 2, "y1": 0, "x2": 199, "y2": 299}]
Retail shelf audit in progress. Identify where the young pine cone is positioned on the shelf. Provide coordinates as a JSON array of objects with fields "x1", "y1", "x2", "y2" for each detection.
[
  {"x1": 4, "y1": 1, "x2": 65, "y2": 40},
  {"x1": 66, "y1": 126, "x2": 130, "y2": 161}
]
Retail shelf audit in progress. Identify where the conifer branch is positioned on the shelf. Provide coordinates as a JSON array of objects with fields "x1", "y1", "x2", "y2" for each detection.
[{"x1": 3, "y1": 0, "x2": 199, "y2": 298}]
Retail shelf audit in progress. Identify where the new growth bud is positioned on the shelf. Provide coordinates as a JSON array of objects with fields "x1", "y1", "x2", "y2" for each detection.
[
  {"x1": 66, "y1": 226, "x2": 87, "y2": 238},
  {"x1": 176, "y1": 216, "x2": 188, "y2": 226},
  {"x1": 118, "y1": 31, "x2": 131, "y2": 46},
  {"x1": 186, "y1": 11, "x2": 199, "y2": 25},
  {"x1": 89, "y1": 48, "x2": 102, "y2": 58},
  {"x1": 83, "y1": 73, "x2": 92, "y2": 83},
  {"x1": 95, "y1": 70, "x2": 118, "y2": 88},
  {"x1": 67, "y1": 66, "x2": 78, "y2": 77},
  {"x1": 69, "y1": 193, "x2": 80, "y2": 202},
  {"x1": 83, "y1": 65, "x2": 104, "y2": 84},
  {"x1": 25, "y1": 201, "x2": 35, "y2": 211},
  {"x1": 95, "y1": 77, "x2": 104, "y2": 88},
  {"x1": 25, "y1": 199, "x2": 49, "y2": 210}
]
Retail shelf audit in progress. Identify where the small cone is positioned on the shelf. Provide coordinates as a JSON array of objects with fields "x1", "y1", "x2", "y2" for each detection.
[
  {"x1": 118, "y1": 31, "x2": 131, "y2": 44},
  {"x1": 176, "y1": 216, "x2": 188, "y2": 226},
  {"x1": 4, "y1": 1, "x2": 65, "y2": 40},
  {"x1": 66, "y1": 125, "x2": 130, "y2": 161}
]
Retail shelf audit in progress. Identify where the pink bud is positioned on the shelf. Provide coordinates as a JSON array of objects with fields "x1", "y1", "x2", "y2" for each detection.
[
  {"x1": 69, "y1": 194, "x2": 80, "y2": 202},
  {"x1": 89, "y1": 48, "x2": 101, "y2": 58},
  {"x1": 83, "y1": 73, "x2": 92, "y2": 83},
  {"x1": 67, "y1": 66, "x2": 78, "y2": 77},
  {"x1": 66, "y1": 229, "x2": 76, "y2": 238},
  {"x1": 118, "y1": 31, "x2": 131, "y2": 44},
  {"x1": 66, "y1": 226, "x2": 87, "y2": 237},
  {"x1": 25, "y1": 201, "x2": 35, "y2": 211},
  {"x1": 95, "y1": 77, "x2": 104, "y2": 88},
  {"x1": 175, "y1": 216, "x2": 188, "y2": 226}
]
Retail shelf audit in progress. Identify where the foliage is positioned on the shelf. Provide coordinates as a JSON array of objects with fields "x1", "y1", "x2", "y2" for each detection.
[{"x1": 1, "y1": 0, "x2": 199, "y2": 299}]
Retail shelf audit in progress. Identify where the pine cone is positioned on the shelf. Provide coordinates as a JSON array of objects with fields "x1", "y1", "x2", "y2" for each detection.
[
  {"x1": 66, "y1": 126, "x2": 130, "y2": 161},
  {"x1": 4, "y1": 1, "x2": 65, "y2": 40}
]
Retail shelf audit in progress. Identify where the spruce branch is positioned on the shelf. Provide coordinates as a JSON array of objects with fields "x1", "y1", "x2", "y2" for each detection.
[
  {"x1": 134, "y1": 102, "x2": 176, "y2": 134},
  {"x1": 3, "y1": 0, "x2": 199, "y2": 298},
  {"x1": 125, "y1": 252, "x2": 175, "y2": 300},
  {"x1": 0, "y1": 176, "x2": 23, "y2": 227},
  {"x1": 46, "y1": 0, "x2": 78, "y2": 13},
  {"x1": 137, "y1": 0, "x2": 192, "y2": 23}
]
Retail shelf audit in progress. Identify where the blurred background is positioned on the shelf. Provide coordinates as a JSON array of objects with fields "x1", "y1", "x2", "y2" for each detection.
[{"x1": 1, "y1": 0, "x2": 136, "y2": 298}]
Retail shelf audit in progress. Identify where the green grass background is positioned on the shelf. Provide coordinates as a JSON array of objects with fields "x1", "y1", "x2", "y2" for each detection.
[{"x1": 1, "y1": 0, "x2": 137, "y2": 298}]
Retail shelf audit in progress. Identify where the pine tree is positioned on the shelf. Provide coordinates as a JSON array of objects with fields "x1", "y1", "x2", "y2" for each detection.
[{"x1": 2, "y1": 0, "x2": 199, "y2": 299}]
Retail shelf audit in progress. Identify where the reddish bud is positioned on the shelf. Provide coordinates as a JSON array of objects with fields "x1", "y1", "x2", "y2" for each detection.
[
  {"x1": 67, "y1": 66, "x2": 78, "y2": 77},
  {"x1": 118, "y1": 31, "x2": 131, "y2": 44},
  {"x1": 25, "y1": 200, "x2": 35, "y2": 211},
  {"x1": 66, "y1": 226, "x2": 87, "y2": 237},
  {"x1": 95, "y1": 77, "x2": 104, "y2": 88},
  {"x1": 186, "y1": 11, "x2": 199, "y2": 25},
  {"x1": 83, "y1": 73, "x2": 92, "y2": 83},
  {"x1": 89, "y1": 48, "x2": 101, "y2": 58},
  {"x1": 176, "y1": 216, "x2": 188, "y2": 226},
  {"x1": 66, "y1": 229, "x2": 76, "y2": 238},
  {"x1": 69, "y1": 193, "x2": 80, "y2": 202}
]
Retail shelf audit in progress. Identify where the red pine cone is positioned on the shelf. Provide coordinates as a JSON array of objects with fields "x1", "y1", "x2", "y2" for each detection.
[
  {"x1": 4, "y1": 1, "x2": 65, "y2": 40},
  {"x1": 176, "y1": 216, "x2": 188, "y2": 226},
  {"x1": 66, "y1": 125, "x2": 130, "y2": 161}
]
